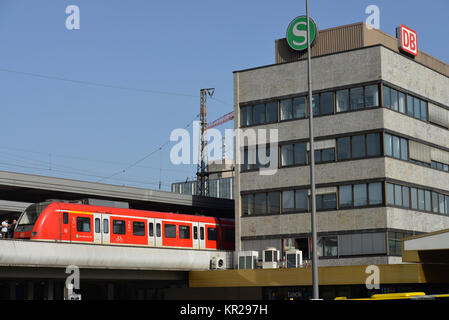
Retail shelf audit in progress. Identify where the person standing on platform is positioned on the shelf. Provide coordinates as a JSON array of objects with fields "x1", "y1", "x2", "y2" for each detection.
[
  {"x1": 1, "y1": 219, "x2": 9, "y2": 238},
  {"x1": 8, "y1": 219, "x2": 16, "y2": 239}
]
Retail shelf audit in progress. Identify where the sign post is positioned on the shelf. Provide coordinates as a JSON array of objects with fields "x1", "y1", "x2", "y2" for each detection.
[{"x1": 286, "y1": 3, "x2": 319, "y2": 300}]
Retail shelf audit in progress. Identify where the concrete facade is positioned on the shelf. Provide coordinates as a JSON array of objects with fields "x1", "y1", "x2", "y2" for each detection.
[{"x1": 233, "y1": 24, "x2": 449, "y2": 267}]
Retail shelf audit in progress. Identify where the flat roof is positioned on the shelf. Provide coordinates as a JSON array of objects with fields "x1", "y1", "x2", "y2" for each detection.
[
  {"x1": 402, "y1": 228, "x2": 449, "y2": 264},
  {"x1": 234, "y1": 22, "x2": 449, "y2": 79}
]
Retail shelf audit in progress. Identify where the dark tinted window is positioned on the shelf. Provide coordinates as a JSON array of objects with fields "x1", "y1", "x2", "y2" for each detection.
[
  {"x1": 351, "y1": 135, "x2": 366, "y2": 158},
  {"x1": 207, "y1": 228, "x2": 217, "y2": 241},
  {"x1": 164, "y1": 224, "x2": 176, "y2": 238},
  {"x1": 337, "y1": 137, "x2": 351, "y2": 160},
  {"x1": 113, "y1": 220, "x2": 126, "y2": 235},
  {"x1": 179, "y1": 225, "x2": 190, "y2": 239},
  {"x1": 76, "y1": 217, "x2": 91, "y2": 233},
  {"x1": 266, "y1": 102, "x2": 278, "y2": 123},
  {"x1": 133, "y1": 221, "x2": 145, "y2": 236}
]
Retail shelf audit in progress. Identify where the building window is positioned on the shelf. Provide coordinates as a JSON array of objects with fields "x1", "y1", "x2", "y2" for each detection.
[
  {"x1": 316, "y1": 193, "x2": 337, "y2": 210},
  {"x1": 294, "y1": 97, "x2": 307, "y2": 119},
  {"x1": 267, "y1": 192, "x2": 280, "y2": 214},
  {"x1": 280, "y1": 98, "x2": 293, "y2": 121},
  {"x1": 431, "y1": 161, "x2": 449, "y2": 172},
  {"x1": 384, "y1": 133, "x2": 408, "y2": 160},
  {"x1": 350, "y1": 87, "x2": 364, "y2": 110},
  {"x1": 368, "y1": 182, "x2": 383, "y2": 205},
  {"x1": 254, "y1": 103, "x2": 265, "y2": 125},
  {"x1": 296, "y1": 189, "x2": 309, "y2": 211},
  {"x1": 383, "y1": 85, "x2": 428, "y2": 122},
  {"x1": 314, "y1": 148, "x2": 335, "y2": 163},
  {"x1": 281, "y1": 144, "x2": 294, "y2": 167},
  {"x1": 242, "y1": 194, "x2": 254, "y2": 215},
  {"x1": 337, "y1": 137, "x2": 351, "y2": 160},
  {"x1": 240, "y1": 105, "x2": 252, "y2": 126},
  {"x1": 266, "y1": 102, "x2": 278, "y2": 123},
  {"x1": 318, "y1": 236, "x2": 338, "y2": 257},
  {"x1": 336, "y1": 89, "x2": 349, "y2": 112},
  {"x1": 282, "y1": 190, "x2": 295, "y2": 212},
  {"x1": 389, "y1": 231, "x2": 413, "y2": 256},
  {"x1": 339, "y1": 185, "x2": 352, "y2": 208},
  {"x1": 351, "y1": 135, "x2": 366, "y2": 158},
  {"x1": 280, "y1": 143, "x2": 307, "y2": 167},
  {"x1": 365, "y1": 85, "x2": 379, "y2": 107},
  {"x1": 254, "y1": 193, "x2": 267, "y2": 215},
  {"x1": 320, "y1": 92, "x2": 334, "y2": 115},
  {"x1": 353, "y1": 184, "x2": 367, "y2": 207},
  {"x1": 367, "y1": 133, "x2": 382, "y2": 157}
]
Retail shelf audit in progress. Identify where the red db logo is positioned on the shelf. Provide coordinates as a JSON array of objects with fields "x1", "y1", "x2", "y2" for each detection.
[{"x1": 397, "y1": 25, "x2": 418, "y2": 56}]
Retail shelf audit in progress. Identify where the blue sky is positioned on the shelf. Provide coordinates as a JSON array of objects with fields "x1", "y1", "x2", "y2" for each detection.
[{"x1": 0, "y1": 0, "x2": 447, "y2": 191}]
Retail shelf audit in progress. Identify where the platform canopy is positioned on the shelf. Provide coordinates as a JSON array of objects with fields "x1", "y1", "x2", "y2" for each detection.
[{"x1": 402, "y1": 229, "x2": 449, "y2": 264}]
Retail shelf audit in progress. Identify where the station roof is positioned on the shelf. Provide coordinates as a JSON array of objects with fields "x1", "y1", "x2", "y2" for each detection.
[
  {"x1": 402, "y1": 228, "x2": 449, "y2": 264},
  {"x1": 0, "y1": 170, "x2": 234, "y2": 218}
]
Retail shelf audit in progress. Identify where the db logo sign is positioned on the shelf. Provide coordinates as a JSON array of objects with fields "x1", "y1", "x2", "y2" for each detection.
[{"x1": 397, "y1": 24, "x2": 418, "y2": 56}]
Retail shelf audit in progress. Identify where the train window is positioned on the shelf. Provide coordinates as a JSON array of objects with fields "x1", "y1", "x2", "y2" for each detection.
[
  {"x1": 156, "y1": 223, "x2": 161, "y2": 237},
  {"x1": 76, "y1": 217, "x2": 91, "y2": 233},
  {"x1": 133, "y1": 221, "x2": 145, "y2": 236},
  {"x1": 164, "y1": 224, "x2": 176, "y2": 238},
  {"x1": 149, "y1": 222, "x2": 154, "y2": 237},
  {"x1": 103, "y1": 219, "x2": 109, "y2": 234},
  {"x1": 179, "y1": 225, "x2": 190, "y2": 239},
  {"x1": 193, "y1": 226, "x2": 198, "y2": 240},
  {"x1": 113, "y1": 220, "x2": 126, "y2": 235},
  {"x1": 95, "y1": 218, "x2": 100, "y2": 233},
  {"x1": 207, "y1": 228, "x2": 217, "y2": 241},
  {"x1": 63, "y1": 212, "x2": 68, "y2": 224},
  {"x1": 200, "y1": 227, "x2": 204, "y2": 240}
]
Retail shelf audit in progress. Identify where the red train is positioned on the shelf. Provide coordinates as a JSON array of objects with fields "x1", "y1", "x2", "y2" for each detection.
[{"x1": 14, "y1": 201, "x2": 235, "y2": 251}]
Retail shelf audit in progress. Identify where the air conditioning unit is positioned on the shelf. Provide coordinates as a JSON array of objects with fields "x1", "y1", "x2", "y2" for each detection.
[
  {"x1": 262, "y1": 247, "x2": 280, "y2": 269},
  {"x1": 238, "y1": 251, "x2": 258, "y2": 269},
  {"x1": 286, "y1": 249, "x2": 303, "y2": 268},
  {"x1": 210, "y1": 257, "x2": 225, "y2": 270}
]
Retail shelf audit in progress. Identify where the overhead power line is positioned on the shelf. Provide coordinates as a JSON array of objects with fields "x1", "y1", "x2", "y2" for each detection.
[{"x1": 0, "y1": 67, "x2": 231, "y2": 105}]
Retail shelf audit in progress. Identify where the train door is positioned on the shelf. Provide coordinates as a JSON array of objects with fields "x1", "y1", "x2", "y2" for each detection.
[
  {"x1": 93, "y1": 213, "x2": 102, "y2": 244},
  {"x1": 192, "y1": 222, "x2": 199, "y2": 249},
  {"x1": 102, "y1": 216, "x2": 110, "y2": 245},
  {"x1": 59, "y1": 211, "x2": 70, "y2": 242},
  {"x1": 93, "y1": 213, "x2": 110, "y2": 244},
  {"x1": 198, "y1": 222, "x2": 206, "y2": 250},
  {"x1": 148, "y1": 218, "x2": 155, "y2": 247},
  {"x1": 155, "y1": 218, "x2": 162, "y2": 247}
]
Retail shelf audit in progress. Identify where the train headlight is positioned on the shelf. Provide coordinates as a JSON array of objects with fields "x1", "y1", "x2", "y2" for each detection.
[{"x1": 31, "y1": 231, "x2": 38, "y2": 237}]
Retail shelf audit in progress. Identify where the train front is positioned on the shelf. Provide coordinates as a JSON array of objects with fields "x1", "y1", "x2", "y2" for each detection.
[{"x1": 14, "y1": 201, "x2": 53, "y2": 239}]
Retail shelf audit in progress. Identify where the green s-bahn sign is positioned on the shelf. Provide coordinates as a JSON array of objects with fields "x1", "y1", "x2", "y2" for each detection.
[{"x1": 286, "y1": 16, "x2": 318, "y2": 51}]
